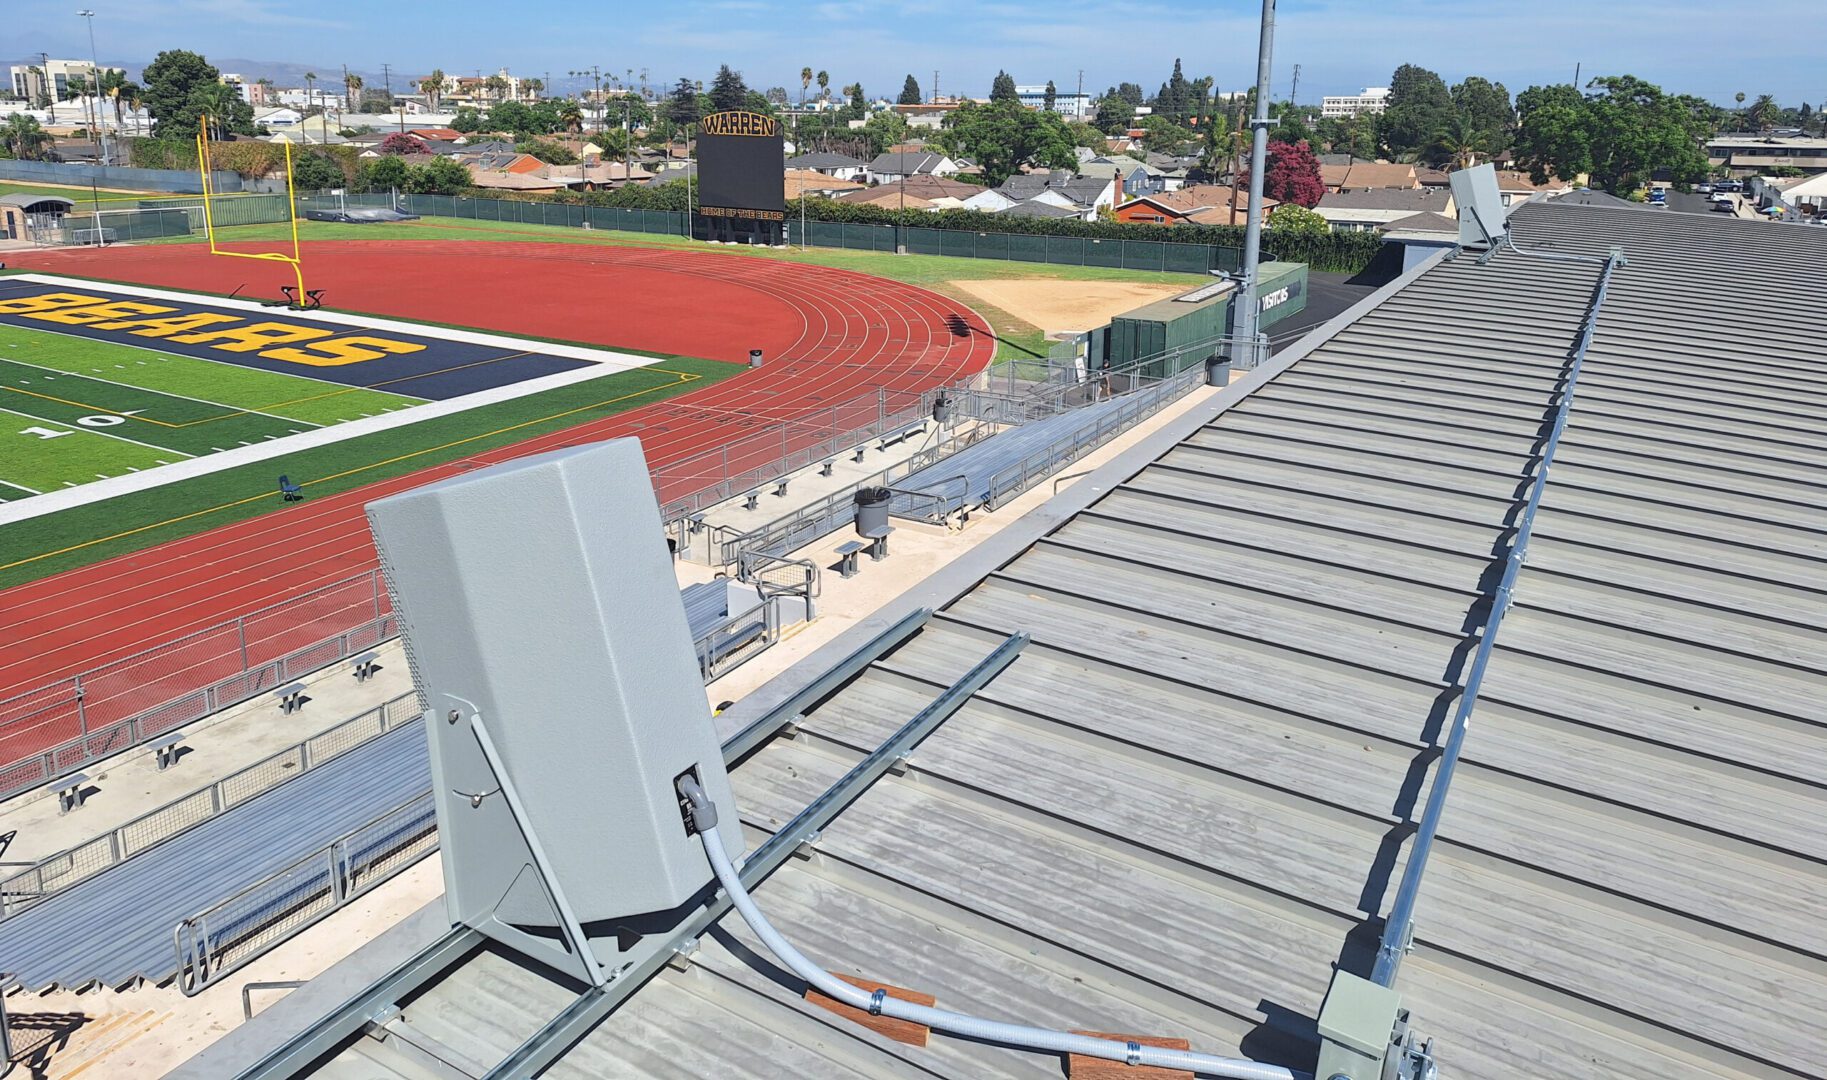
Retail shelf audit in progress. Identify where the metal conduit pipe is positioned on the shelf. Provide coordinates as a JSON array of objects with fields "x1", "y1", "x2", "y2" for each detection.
[{"x1": 677, "y1": 777, "x2": 1303, "y2": 1080}]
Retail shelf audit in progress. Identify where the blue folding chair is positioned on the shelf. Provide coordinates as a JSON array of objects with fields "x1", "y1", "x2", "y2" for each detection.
[{"x1": 278, "y1": 475, "x2": 303, "y2": 502}]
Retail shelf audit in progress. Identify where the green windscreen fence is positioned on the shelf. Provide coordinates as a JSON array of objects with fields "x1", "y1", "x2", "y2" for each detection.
[
  {"x1": 62, "y1": 207, "x2": 193, "y2": 243},
  {"x1": 287, "y1": 191, "x2": 1242, "y2": 274},
  {"x1": 139, "y1": 193, "x2": 292, "y2": 229}
]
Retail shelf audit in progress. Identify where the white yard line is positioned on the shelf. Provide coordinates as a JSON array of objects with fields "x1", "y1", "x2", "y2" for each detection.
[{"x1": 0, "y1": 354, "x2": 323, "y2": 430}]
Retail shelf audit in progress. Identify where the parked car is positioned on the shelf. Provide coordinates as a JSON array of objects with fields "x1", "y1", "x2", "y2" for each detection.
[
  {"x1": 1695, "y1": 182, "x2": 1714, "y2": 194},
  {"x1": 1710, "y1": 191, "x2": 1735, "y2": 203},
  {"x1": 1716, "y1": 179, "x2": 1743, "y2": 193},
  {"x1": 1712, "y1": 200, "x2": 1736, "y2": 213}
]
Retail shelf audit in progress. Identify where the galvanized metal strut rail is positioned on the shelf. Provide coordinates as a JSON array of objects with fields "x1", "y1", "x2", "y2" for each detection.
[
  {"x1": 1370, "y1": 245, "x2": 1625, "y2": 987},
  {"x1": 235, "y1": 608, "x2": 937, "y2": 1080}
]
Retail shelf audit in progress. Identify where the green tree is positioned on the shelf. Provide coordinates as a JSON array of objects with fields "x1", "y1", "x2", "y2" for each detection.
[
  {"x1": 709, "y1": 64, "x2": 749, "y2": 113},
  {"x1": 1094, "y1": 91, "x2": 1132, "y2": 135},
  {"x1": 1066, "y1": 121, "x2": 1107, "y2": 152},
  {"x1": 1, "y1": 114, "x2": 53, "y2": 160},
  {"x1": 1745, "y1": 93, "x2": 1777, "y2": 131},
  {"x1": 141, "y1": 49, "x2": 246, "y2": 137},
  {"x1": 518, "y1": 138, "x2": 578, "y2": 164},
  {"x1": 1513, "y1": 75, "x2": 1710, "y2": 191},
  {"x1": 1043, "y1": 80, "x2": 1057, "y2": 112},
  {"x1": 1152, "y1": 58, "x2": 1193, "y2": 120},
  {"x1": 1379, "y1": 63, "x2": 1455, "y2": 156},
  {"x1": 816, "y1": 70, "x2": 829, "y2": 102},
  {"x1": 344, "y1": 71, "x2": 363, "y2": 111},
  {"x1": 899, "y1": 74, "x2": 921, "y2": 105},
  {"x1": 407, "y1": 156, "x2": 472, "y2": 194},
  {"x1": 935, "y1": 100, "x2": 1074, "y2": 185},
  {"x1": 589, "y1": 127, "x2": 631, "y2": 154},
  {"x1": 357, "y1": 153, "x2": 411, "y2": 190},
  {"x1": 288, "y1": 148, "x2": 346, "y2": 190},
  {"x1": 664, "y1": 77, "x2": 701, "y2": 127},
  {"x1": 451, "y1": 106, "x2": 484, "y2": 133},
  {"x1": 846, "y1": 83, "x2": 867, "y2": 121},
  {"x1": 862, "y1": 109, "x2": 908, "y2": 154},
  {"x1": 990, "y1": 71, "x2": 1019, "y2": 104},
  {"x1": 1431, "y1": 114, "x2": 1488, "y2": 169},
  {"x1": 191, "y1": 81, "x2": 254, "y2": 140},
  {"x1": 1268, "y1": 203, "x2": 1329, "y2": 235},
  {"x1": 1450, "y1": 76, "x2": 1513, "y2": 152}
]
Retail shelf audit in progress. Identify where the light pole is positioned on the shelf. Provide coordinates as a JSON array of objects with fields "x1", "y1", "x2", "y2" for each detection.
[
  {"x1": 77, "y1": 9, "x2": 110, "y2": 167},
  {"x1": 1228, "y1": 0, "x2": 1276, "y2": 377}
]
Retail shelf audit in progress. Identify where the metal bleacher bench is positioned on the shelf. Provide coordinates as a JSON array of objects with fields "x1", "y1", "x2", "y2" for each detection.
[
  {"x1": 744, "y1": 490, "x2": 761, "y2": 511},
  {"x1": 55, "y1": 773, "x2": 89, "y2": 814},
  {"x1": 351, "y1": 651, "x2": 381, "y2": 682},
  {"x1": 276, "y1": 683, "x2": 308, "y2": 714},
  {"x1": 877, "y1": 422, "x2": 925, "y2": 452},
  {"x1": 149, "y1": 731, "x2": 187, "y2": 771},
  {"x1": 834, "y1": 540, "x2": 866, "y2": 579}
]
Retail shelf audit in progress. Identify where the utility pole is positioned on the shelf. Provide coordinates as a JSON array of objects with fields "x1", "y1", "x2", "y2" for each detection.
[
  {"x1": 1229, "y1": 0, "x2": 1276, "y2": 378},
  {"x1": 1573, "y1": 62, "x2": 1581, "y2": 89},
  {"x1": 1289, "y1": 63, "x2": 1300, "y2": 104},
  {"x1": 77, "y1": 11, "x2": 109, "y2": 166},
  {"x1": 932, "y1": 70, "x2": 939, "y2": 103},
  {"x1": 382, "y1": 62, "x2": 392, "y2": 97},
  {"x1": 1077, "y1": 69, "x2": 1084, "y2": 119}
]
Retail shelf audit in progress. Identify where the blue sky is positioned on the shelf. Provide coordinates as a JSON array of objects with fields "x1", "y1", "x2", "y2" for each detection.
[{"x1": 10, "y1": 0, "x2": 1823, "y2": 106}]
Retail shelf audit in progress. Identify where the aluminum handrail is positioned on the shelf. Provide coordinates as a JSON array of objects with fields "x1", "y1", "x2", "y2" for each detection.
[{"x1": 1369, "y1": 247, "x2": 1624, "y2": 987}]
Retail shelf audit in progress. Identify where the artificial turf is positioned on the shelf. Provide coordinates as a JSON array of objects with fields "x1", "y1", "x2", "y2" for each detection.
[
  {"x1": 0, "y1": 324, "x2": 424, "y2": 426},
  {"x1": 0, "y1": 356, "x2": 738, "y2": 588}
]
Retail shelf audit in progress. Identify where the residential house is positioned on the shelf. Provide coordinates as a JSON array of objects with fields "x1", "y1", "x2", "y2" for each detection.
[
  {"x1": 959, "y1": 189, "x2": 1017, "y2": 214},
  {"x1": 848, "y1": 175, "x2": 982, "y2": 205},
  {"x1": 995, "y1": 173, "x2": 1117, "y2": 217},
  {"x1": 266, "y1": 115, "x2": 347, "y2": 145},
  {"x1": 866, "y1": 150, "x2": 958, "y2": 184},
  {"x1": 1313, "y1": 187, "x2": 1454, "y2": 231},
  {"x1": 466, "y1": 168, "x2": 569, "y2": 192},
  {"x1": 1079, "y1": 156, "x2": 1166, "y2": 198},
  {"x1": 999, "y1": 199, "x2": 1083, "y2": 219},
  {"x1": 1377, "y1": 211, "x2": 1461, "y2": 272},
  {"x1": 1490, "y1": 169, "x2": 1570, "y2": 205},
  {"x1": 784, "y1": 168, "x2": 867, "y2": 199},
  {"x1": 543, "y1": 162, "x2": 655, "y2": 191},
  {"x1": 784, "y1": 151, "x2": 867, "y2": 182},
  {"x1": 836, "y1": 188, "x2": 937, "y2": 211},
  {"x1": 1112, "y1": 184, "x2": 1275, "y2": 225},
  {"x1": 646, "y1": 162, "x2": 698, "y2": 185},
  {"x1": 255, "y1": 106, "x2": 303, "y2": 129},
  {"x1": 1322, "y1": 161, "x2": 1419, "y2": 193}
]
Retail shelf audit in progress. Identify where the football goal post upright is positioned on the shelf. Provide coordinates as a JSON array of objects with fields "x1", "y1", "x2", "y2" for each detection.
[{"x1": 196, "y1": 117, "x2": 309, "y2": 302}]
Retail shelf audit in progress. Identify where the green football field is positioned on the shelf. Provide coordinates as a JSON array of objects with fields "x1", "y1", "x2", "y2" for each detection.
[{"x1": 0, "y1": 324, "x2": 423, "y2": 500}]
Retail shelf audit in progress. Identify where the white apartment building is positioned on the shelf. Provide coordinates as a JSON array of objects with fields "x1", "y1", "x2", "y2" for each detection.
[
  {"x1": 1321, "y1": 86, "x2": 1390, "y2": 118},
  {"x1": 1016, "y1": 84, "x2": 1091, "y2": 120},
  {"x1": 9, "y1": 58, "x2": 124, "y2": 104}
]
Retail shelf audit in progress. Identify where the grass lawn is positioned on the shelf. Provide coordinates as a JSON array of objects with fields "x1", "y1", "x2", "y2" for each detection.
[
  {"x1": 143, "y1": 216, "x2": 1206, "y2": 362},
  {"x1": 0, "y1": 355, "x2": 739, "y2": 588}
]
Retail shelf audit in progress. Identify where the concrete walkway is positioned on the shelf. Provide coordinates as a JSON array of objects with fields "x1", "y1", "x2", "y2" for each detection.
[{"x1": 0, "y1": 640, "x2": 412, "y2": 866}]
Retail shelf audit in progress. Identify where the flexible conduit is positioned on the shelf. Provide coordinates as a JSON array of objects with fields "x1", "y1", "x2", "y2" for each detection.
[{"x1": 678, "y1": 777, "x2": 1302, "y2": 1080}]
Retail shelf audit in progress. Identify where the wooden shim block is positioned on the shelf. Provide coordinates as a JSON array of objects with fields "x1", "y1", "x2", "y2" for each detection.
[
  {"x1": 1066, "y1": 1030, "x2": 1194, "y2": 1080},
  {"x1": 805, "y1": 972, "x2": 935, "y2": 1046}
]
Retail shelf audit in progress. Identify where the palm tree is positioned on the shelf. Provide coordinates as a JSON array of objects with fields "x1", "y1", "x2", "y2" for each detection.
[
  {"x1": 559, "y1": 100, "x2": 583, "y2": 133},
  {"x1": 1431, "y1": 115, "x2": 1486, "y2": 170},
  {"x1": 421, "y1": 69, "x2": 445, "y2": 110},
  {"x1": 66, "y1": 74, "x2": 94, "y2": 138},
  {"x1": 3, "y1": 114, "x2": 53, "y2": 159},
  {"x1": 1746, "y1": 93, "x2": 1778, "y2": 131},
  {"x1": 345, "y1": 72, "x2": 363, "y2": 112},
  {"x1": 525, "y1": 77, "x2": 544, "y2": 101},
  {"x1": 816, "y1": 70, "x2": 829, "y2": 103},
  {"x1": 304, "y1": 72, "x2": 319, "y2": 114},
  {"x1": 800, "y1": 67, "x2": 812, "y2": 110}
]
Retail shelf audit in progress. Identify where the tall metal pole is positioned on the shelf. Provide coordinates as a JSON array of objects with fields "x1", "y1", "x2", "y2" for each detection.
[
  {"x1": 78, "y1": 10, "x2": 110, "y2": 167},
  {"x1": 1231, "y1": 0, "x2": 1276, "y2": 374}
]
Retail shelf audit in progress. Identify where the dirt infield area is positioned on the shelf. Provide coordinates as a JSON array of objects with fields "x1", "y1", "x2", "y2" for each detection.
[{"x1": 948, "y1": 278, "x2": 1191, "y2": 338}]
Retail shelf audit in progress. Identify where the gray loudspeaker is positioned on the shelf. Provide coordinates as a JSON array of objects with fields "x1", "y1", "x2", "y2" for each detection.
[{"x1": 366, "y1": 438, "x2": 740, "y2": 987}]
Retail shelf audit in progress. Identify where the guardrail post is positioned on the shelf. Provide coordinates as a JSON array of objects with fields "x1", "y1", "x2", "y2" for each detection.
[
  {"x1": 371, "y1": 569, "x2": 382, "y2": 619},
  {"x1": 237, "y1": 617, "x2": 250, "y2": 669},
  {"x1": 72, "y1": 675, "x2": 88, "y2": 737}
]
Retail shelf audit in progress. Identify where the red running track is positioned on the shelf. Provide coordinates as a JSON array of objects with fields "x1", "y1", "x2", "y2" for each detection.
[{"x1": 0, "y1": 240, "x2": 993, "y2": 762}]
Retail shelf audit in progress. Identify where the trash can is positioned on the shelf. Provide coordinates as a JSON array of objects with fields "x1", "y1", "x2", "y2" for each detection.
[
  {"x1": 932, "y1": 395, "x2": 952, "y2": 425},
  {"x1": 854, "y1": 486, "x2": 891, "y2": 537},
  {"x1": 749, "y1": 349, "x2": 765, "y2": 368}
]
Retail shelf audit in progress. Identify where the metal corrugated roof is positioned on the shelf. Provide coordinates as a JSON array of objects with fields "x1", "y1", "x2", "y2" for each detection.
[{"x1": 263, "y1": 200, "x2": 1824, "y2": 1080}]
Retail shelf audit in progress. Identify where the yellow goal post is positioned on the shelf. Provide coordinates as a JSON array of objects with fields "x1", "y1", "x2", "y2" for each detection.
[{"x1": 195, "y1": 116, "x2": 309, "y2": 303}]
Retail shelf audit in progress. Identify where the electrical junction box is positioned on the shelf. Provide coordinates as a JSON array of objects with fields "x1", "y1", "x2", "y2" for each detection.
[
  {"x1": 1316, "y1": 970, "x2": 1402, "y2": 1080},
  {"x1": 366, "y1": 437, "x2": 741, "y2": 986}
]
